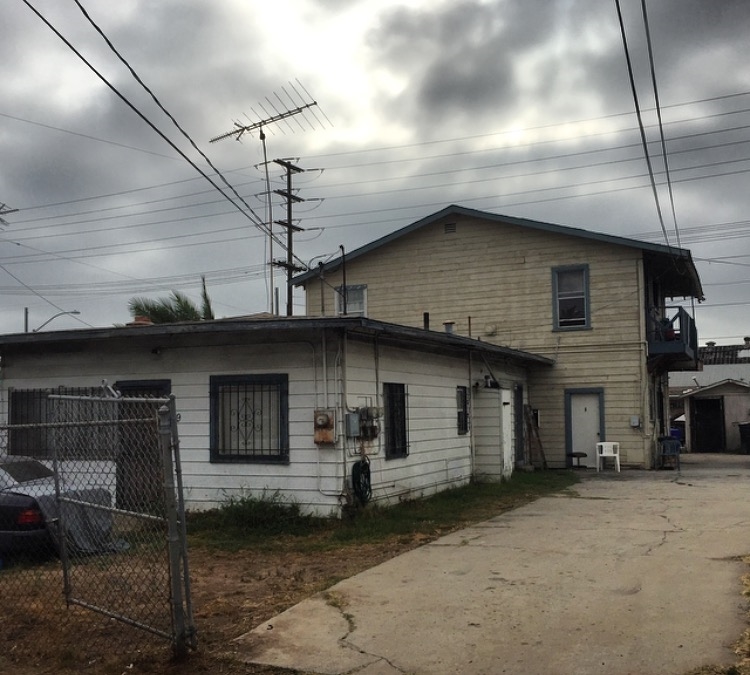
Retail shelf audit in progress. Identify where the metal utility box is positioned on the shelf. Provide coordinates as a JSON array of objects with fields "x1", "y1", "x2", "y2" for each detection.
[
  {"x1": 314, "y1": 409, "x2": 335, "y2": 444},
  {"x1": 345, "y1": 412, "x2": 361, "y2": 438}
]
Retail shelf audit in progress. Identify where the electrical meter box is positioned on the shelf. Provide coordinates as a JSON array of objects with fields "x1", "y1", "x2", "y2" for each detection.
[
  {"x1": 345, "y1": 412, "x2": 361, "y2": 438},
  {"x1": 313, "y1": 409, "x2": 335, "y2": 444}
]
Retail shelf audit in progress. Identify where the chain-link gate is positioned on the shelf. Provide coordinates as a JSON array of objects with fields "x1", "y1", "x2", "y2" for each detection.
[{"x1": 0, "y1": 391, "x2": 195, "y2": 667}]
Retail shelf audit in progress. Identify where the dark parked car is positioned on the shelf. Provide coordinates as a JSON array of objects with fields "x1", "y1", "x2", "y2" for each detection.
[{"x1": 0, "y1": 455, "x2": 114, "y2": 556}]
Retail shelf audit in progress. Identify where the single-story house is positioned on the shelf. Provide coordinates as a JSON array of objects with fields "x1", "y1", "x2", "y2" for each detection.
[
  {"x1": 669, "y1": 337, "x2": 750, "y2": 452},
  {"x1": 675, "y1": 379, "x2": 750, "y2": 453},
  {"x1": 0, "y1": 316, "x2": 551, "y2": 517}
]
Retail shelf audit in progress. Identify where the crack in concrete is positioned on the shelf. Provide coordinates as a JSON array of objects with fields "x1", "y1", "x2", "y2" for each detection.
[{"x1": 323, "y1": 591, "x2": 408, "y2": 674}]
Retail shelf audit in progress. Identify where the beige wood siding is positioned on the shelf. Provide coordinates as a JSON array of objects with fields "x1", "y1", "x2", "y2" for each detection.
[{"x1": 303, "y1": 214, "x2": 653, "y2": 467}]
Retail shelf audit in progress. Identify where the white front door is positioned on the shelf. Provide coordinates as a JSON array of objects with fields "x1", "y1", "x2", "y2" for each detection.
[{"x1": 570, "y1": 392, "x2": 601, "y2": 468}]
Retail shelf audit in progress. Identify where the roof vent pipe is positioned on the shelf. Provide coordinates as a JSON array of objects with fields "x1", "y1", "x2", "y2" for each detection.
[
  {"x1": 423, "y1": 312, "x2": 430, "y2": 331},
  {"x1": 443, "y1": 321, "x2": 455, "y2": 334},
  {"x1": 745, "y1": 337, "x2": 750, "y2": 345}
]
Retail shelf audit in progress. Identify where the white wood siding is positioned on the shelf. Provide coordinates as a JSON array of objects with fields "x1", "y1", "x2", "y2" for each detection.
[
  {"x1": 0, "y1": 329, "x2": 530, "y2": 516},
  {"x1": 343, "y1": 340, "x2": 474, "y2": 506}
]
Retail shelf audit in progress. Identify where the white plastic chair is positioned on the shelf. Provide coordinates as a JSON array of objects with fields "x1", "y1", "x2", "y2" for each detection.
[{"x1": 596, "y1": 442, "x2": 620, "y2": 472}]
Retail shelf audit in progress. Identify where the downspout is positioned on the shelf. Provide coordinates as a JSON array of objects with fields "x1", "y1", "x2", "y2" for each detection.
[
  {"x1": 637, "y1": 257, "x2": 654, "y2": 468},
  {"x1": 315, "y1": 329, "x2": 342, "y2": 498},
  {"x1": 335, "y1": 331, "x2": 350, "y2": 495},
  {"x1": 322, "y1": 328, "x2": 328, "y2": 405},
  {"x1": 373, "y1": 333, "x2": 382, "y2": 457},
  {"x1": 468, "y1": 350, "x2": 475, "y2": 480},
  {"x1": 340, "y1": 245, "x2": 347, "y2": 315},
  {"x1": 318, "y1": 262, "x2": 325, "y2": 316}
]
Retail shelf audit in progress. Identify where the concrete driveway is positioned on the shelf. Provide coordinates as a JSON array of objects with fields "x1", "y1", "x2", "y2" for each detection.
[{"x1": 235, "y1": 454, "x2": 750, "y2": 675}]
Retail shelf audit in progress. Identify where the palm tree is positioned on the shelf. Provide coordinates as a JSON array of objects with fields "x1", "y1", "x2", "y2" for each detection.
[{"x1": 128, "y1": 276, "x2": 214, "y2": 324}]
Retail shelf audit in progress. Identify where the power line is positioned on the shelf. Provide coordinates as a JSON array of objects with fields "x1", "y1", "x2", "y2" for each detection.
[
  {"x1": 7, "y1": 152, "x2": 750, "y2": 266},
  {"x1": 22, "y1": 0, "x2": 273, "y2": 242},
  {"x1": 614, "y1": 0, "x2": 670, "y2": 246},
  {"x1": 9, "y1": 94, "x2": 750, "y2": 218},
  {"x1": 639, "y1": 0, "x2": 681, "y2": 247},
  {"x1": 9, "y1": 124, "x2": 750, "y2": 243}
]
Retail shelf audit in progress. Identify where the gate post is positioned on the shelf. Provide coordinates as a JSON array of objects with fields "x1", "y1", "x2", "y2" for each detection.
[{"x1": 158, "y1": 403, "x2": 188, "y2": 658}]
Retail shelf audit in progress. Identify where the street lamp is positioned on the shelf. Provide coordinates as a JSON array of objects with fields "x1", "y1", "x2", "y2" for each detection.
[{"x1": 32, "y1": 310, "x2": 81, "y2": 333}]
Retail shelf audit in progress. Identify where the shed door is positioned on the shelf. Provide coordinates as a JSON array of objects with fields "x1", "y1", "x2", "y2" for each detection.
[
  {"x1": 692, "y1": 397, "x2": 725, "y2": 452},
  {"x1": 570, "y1": 392, "x2": 601, "y2": 468}
]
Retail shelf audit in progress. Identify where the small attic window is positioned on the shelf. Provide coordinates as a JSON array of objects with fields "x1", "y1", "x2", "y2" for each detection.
[{"x1": 444, "y1": 222, "x2": 457, "y2": 234}]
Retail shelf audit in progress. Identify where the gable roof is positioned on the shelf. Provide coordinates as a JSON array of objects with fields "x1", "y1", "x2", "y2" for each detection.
[
  {"x1": 676, "y1": 379, "x2": 750, "y2": 399},
  {"x1": 293, "y1": 204, "x2": 703, "y2": 300}
]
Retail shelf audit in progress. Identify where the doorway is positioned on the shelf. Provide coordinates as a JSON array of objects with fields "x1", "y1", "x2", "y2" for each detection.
[
  {"x1": 566, "y1": 389, "x2": 604, "y2": 469},
  {"x1": 691, "y1": 397, "x2": 725, "y2": 453},
  {"x1": 513, "y1": 384, "x2": 525, "y2": 466}
]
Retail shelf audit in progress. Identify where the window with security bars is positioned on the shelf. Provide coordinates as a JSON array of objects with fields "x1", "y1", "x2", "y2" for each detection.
[
  {"x1": 457, "y1": 386, "x2": 469, "y2": 435},
  {"x1": 9, "y1": 387, "x2": 104, "y2": 459},
  {"x1": 8, "y1": 383, "x2": 170, "y2": 463},
  {"x1": 210, "y1": 374, "x2": 289, "y2": 463},
  {"x1": 383, "y1": 382, "x2": 408, "y2": 459}
]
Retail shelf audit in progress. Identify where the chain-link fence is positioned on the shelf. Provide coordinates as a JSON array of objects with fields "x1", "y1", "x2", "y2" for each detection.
[{"x1": 0, "y1": 391, "x2": 195, "y2": 671}]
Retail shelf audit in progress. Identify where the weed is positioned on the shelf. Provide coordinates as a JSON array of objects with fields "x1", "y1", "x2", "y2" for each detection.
[{"x1": 187, "y1": 471, "x2": 579, "y2": 553}]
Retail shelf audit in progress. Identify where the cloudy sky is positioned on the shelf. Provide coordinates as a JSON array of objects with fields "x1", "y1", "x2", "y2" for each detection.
[{"x1": 1, "y1": 0, "x2": 749, "y2": 343}]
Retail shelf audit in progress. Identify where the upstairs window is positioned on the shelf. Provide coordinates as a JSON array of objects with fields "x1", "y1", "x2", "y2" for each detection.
[
  {"x1": 552, "y1": 265, "x2": 590, "y2": 330},
  {"x1": 335, "y1": 284, "x2": 367, "y2": 317}
]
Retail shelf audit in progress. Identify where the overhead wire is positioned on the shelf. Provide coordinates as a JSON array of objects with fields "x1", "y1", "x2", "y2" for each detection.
[
  {"x1": 639, "y1": 0, "x2": 681, "y2": 247},
  {"x1": 10, "y1": 3, "x2": 744, "y2": 316},
  {"x1": 9, "y1": 112, "x2": 750, "y2": 244},
  {"x1": 16, "y1": 0, "x2": 312, "y2": 316},
  {"x1": 613, "y1": 0, "x2": 670, "y2": 246},
  {"x1": 21, "y1": 0, "x2": 297, "y2": 263},
  {"x1": 6, "y1": 154, "x2": 750, "y2": 267},
  {"x1": 7, "y1": 93, "x2": 750, "y2": 218}
]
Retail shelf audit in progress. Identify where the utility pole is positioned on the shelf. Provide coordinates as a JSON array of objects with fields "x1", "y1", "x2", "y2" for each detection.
[{"x1": 272, "y1": 159, "x2": 306, "y2": 316}]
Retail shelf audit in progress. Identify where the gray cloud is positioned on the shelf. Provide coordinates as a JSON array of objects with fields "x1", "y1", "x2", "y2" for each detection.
[{"x1": 0, "y1": 0, "x2": 748, "y2": 341}]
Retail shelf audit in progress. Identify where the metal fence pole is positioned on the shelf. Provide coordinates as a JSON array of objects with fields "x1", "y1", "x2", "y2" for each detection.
[
  {"x1": 158, "y1": 404, "x2": 187, "y2": 658},
  {"x1": 169, "y1": 395, "x2": 196, "y2": 650}
]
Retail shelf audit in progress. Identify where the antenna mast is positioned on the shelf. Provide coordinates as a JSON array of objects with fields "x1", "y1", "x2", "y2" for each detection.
[{"x1": 210, "y1": 82, "x2": 328, "y2": 315}]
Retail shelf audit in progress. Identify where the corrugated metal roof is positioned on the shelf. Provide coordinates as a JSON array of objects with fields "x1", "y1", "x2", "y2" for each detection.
[{"x1": 699, "y1": 341, "x2": 750, "y2": 365}]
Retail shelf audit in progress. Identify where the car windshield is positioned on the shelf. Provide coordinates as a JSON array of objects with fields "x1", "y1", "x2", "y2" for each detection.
[{"x1": 0, "y1": 459, "x2": 54, "y2": 484}]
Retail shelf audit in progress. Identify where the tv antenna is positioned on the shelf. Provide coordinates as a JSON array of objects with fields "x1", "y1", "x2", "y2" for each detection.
[
  {"x1": 210, "y1": 81, "x2": 330, "y2": 314},
  {"x1": 0, "y1": 202, "x2": 18, "y2": 227}
]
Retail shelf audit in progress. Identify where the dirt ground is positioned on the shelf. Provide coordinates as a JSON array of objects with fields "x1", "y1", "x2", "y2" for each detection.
[
  {"x1": 0, "y1": 534, "x2": 430, "y2": 675},
  {"x1": 2, "y1": 526, "x2": 750, "y2": 675}
]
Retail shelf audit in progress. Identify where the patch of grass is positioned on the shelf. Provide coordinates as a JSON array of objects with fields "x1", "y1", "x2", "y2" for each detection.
[
  {"x1": 187, "y1": 471, "x2": 579, "y2": 552},
  {"x1": 329, "y1": 470, "x2": 579, "y2": 545},
  {"x1": 187, "y1": 490, "x2": 326, "y2": 550}
]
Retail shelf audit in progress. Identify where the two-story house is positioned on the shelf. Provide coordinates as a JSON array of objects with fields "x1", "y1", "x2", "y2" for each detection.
[{"x1": 294, "y1": 205, "x2": 704, "y2": 469}]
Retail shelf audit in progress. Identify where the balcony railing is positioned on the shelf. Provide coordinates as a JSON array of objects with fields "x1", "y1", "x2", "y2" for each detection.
[{"x1": 647, "y1": 306, "x2": 698, "y2": 368}]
